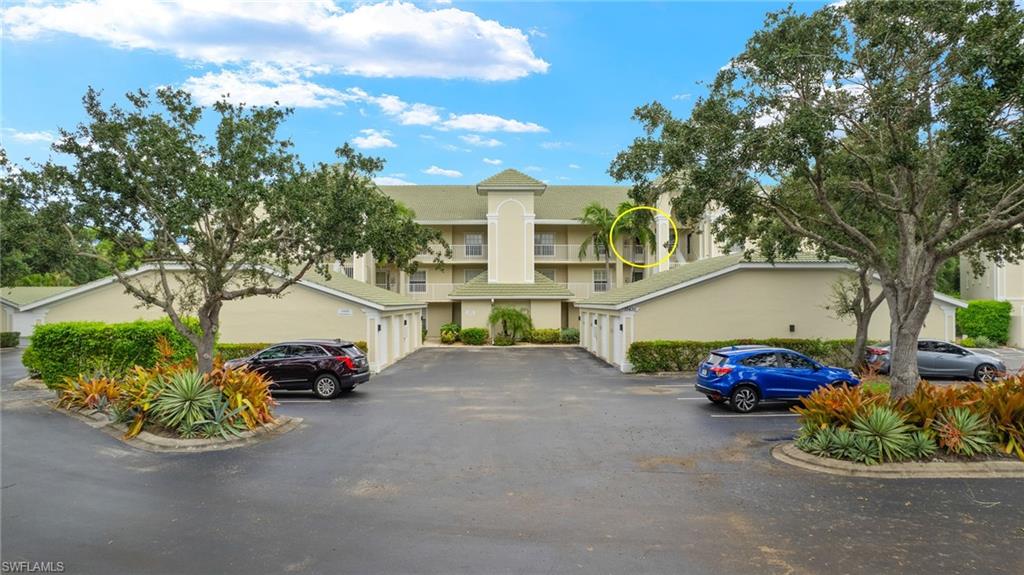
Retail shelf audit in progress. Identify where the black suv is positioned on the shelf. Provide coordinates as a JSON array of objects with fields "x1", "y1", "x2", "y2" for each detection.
[{"x1": 224, "y1": 339, "x2": 370, "y2": 399}]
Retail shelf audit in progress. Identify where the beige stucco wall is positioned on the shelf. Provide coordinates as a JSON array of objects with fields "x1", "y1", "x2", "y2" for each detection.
[
  {"x1": 488, "y1": 191, "x2": 534, "y2": 283},
  {"x1": 425, "y1": 302, "x2": 453, "y2": 335},
  {"x1": 460, "y1": 300, "x2": 492, "y2": 329},
  {"x1": 530, "y1": 300, "x2": 562, "y2": 330},
  {"x1": 961, "y1": 258, "x2": 1024, "y2": 347},
  {"x1": 43, "y1": 281, "x2": 168, "y2": 325},
  {"x1": 631, "y1": 269, "x2": 952, "y2": 342}
]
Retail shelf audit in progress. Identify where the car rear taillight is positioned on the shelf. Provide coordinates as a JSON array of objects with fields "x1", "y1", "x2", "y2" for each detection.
[
  {"x1": 335, "y1": 356, "x2": 354, "y2": 370},
  {"x1": 866, "y1": 347, "x2": 889, "y2": 356},
  {"x1": 710, "y1": 365, "x2": 733, "y2": 376}
]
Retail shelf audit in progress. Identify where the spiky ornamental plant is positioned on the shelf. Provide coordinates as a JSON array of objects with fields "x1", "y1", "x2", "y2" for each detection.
[
  {"x1": 828, "y1": 427, "x2": 857, "y2": 460},
  {"x1": 906, "y1": 431, "x2": 938, "y2": 460},
  {"x1": 805, "y1": 427, "x2": 836, "y2": 458},
  {"x1": 851, "y1": 406, "x2": 914, "y2": 462},
  {"x1": 151, "y1": 370, "x2": 219, "y2": 434},
  {"x1": 935, "y1": 407, "x2": 994, "y2": 457},
  {"x1": 847, "y1": 434, "x2": 881, "y2": 465}
]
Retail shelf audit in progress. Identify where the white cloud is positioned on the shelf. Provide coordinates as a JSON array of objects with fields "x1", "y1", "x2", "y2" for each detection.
[
  {"x1": 568, "y1": 163, "x2": 581, "y2": 169},
  {"x1": 440, "y1": 113, "x2": 547, "y2": 133},
  {"x1": 3, "y1": 129, "x2": 55, "y2": 144},
  {"x1": 482, "y1": 158, "x2": 502, "y2": 165},
  {"x1": 524, "y1": 165, "x2": 542, "y2": 172},
  {"x1": 540, "y1": 141, "x2": 569, "y2": 149},
  {"x1": 528, "y1": 27, "x2": 547, "y2": 38},
  {"x1": 460, "y1": 134, "x2": 503, "y2": 147},
  {"x1": 423, "y1": 165, "x2": 462, "y2": 177},
  {"x1": 5, "y1": 0, "x2": 548, "y2": 81},
  {"x1": 671, "y1": 93, "x2": 691, "y2": 101},
  {"x1": 374, "y1": 175, "x2": 414, "y2": 185},
  {"x1": 351, "y1": 129, "x2": 396, "y2": 149}
]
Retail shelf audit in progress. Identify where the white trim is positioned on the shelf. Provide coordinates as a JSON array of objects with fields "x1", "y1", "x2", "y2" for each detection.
[
  {"x1": 18, "y1": 263, "x2": 427, "y2": 313},
  {"x1": 448, "y1": 295, "x2": 571, "y2": 301},
  {"x1": 417, "y1": 219, "x2": 487, "y2": 225},
  {"x1": 575, "y1": 261, "x2": 969, "y2": 311}
]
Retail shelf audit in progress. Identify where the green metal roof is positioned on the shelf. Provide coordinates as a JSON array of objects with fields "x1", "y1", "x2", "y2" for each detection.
[
  {"x1": 449, "y1": 271, "x2": 574, "y2": 299},
  {"x1": 477, "y1": 169, "x2": 546, "y2": 189},
  {"x1": 1, "y1": 286, "x2": 75, "y2": 306},
  {"x1": 303, "y1": 272, "x2": 424, "y2": 309},
  {"x1": 378, "y1": 184, "x2": 630, "y2": 221},
  {"x1": 578, "y1": 253, "x2": 847, "y2": 308}
]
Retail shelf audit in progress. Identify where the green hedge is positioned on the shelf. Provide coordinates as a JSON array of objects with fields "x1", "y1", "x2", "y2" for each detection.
[
  {"x1": 627, "y1": 338, "x2": 858, "y2": 373},
  {"x1": 0, "y1": 331, "x2": 19, "y2": 348},
  {"x1": 957, "y1": 300, "x2": 1012, "y2": 345},
  {"x1": 529, "y1": 328, "x2": 561, "y2": 344},
  {"x1": 215, "y1": 343, "x2": 271, "y2": 361},
  {"x1": 459, "y1": 328, "x2": 489, "y2": 345},
  {"x1": 24, "y1": 319, "x2": 199, "y2": 388},
  {"x1": 559, "y1": 328, "x2": 579, "y2": 344}
]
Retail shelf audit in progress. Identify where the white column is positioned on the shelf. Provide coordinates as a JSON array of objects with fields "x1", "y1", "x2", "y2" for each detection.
[
  {"x1": 620, "y1": 310, "x2": 636, "y2": 373},
  {"x1": 655, "y1": 214, "x2": 670, "y2": 274},
  {"x1": 524, "y1": 212, "x2": 536, "y2": 283},
  {"x1": 487, "y1": 213, "x2": 499, "y2": 282}
]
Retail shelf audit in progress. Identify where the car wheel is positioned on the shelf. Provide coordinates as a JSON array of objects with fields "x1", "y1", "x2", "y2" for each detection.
[
  {"x1": 974, "y1": 364, "x2": 999, "y2": 383},
  {"x1": 312, "y1": 374, "x2": 341, "y2": 399},
  {"x1": 729, "y1": 385, "x2": 759, "y2": 413},
  {"x1": 706, "y1": 395, "x2": 727, "y2": 404}
]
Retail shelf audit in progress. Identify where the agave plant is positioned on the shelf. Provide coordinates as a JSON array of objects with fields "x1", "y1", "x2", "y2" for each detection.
[
  {"x1": 906, "y1": 431, "x2": 938, "y2": 460},
  {"x1": 194, "y1": 395, "x2": 248, "y2": 440},
  {"x1": 828, "y1": 427, "x2": 857, "y2": 460},
  {"x1": 934, "y1": 407, "x2": 994, "y2": 457},
  {"x1": 847, "y1": 434, "x2": 881, "y2": 465},
  {"x1": 804, "y1": 427, "x2": 835, "y2": 458},
  {"x1": 151, "y1": 370, "x2": 219, "y2": 434},
  {"x1": 851, "y1": 405, "x2": 914, "y2": 462}
]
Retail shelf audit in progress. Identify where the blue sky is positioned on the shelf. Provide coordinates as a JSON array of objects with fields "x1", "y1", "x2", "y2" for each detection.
[{"x1": 1, "y1": 1, "x2": 826, "y2": 185}]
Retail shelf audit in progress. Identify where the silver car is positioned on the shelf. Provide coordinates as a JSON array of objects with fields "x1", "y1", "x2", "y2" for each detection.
[{"x1": 866, "y1": 339, "x2": 1007, "y2": 382}]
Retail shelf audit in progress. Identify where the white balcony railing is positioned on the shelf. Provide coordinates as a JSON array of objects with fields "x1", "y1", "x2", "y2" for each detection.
[
  {"x1": 560, "y1": 282, "x2": 617, "y2": 300},
  {"x1": 534, "y1": 244, "x2": 647, "y2": 263},
  {"x1": 406, "y1": 283, "x2": 457, "y2": 300},
  {"x1": 415, "y1": 244, "x2": 487, "y2": 262}
]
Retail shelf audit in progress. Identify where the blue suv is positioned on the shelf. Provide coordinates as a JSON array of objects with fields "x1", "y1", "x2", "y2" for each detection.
[{"x1": 695, "y1": 346, "x2": 859, "y2": 413}]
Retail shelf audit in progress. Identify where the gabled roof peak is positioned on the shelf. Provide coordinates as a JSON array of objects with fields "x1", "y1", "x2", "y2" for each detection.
[{"x1": 477, "y1": 169, "x2": 547, "y2": 193}]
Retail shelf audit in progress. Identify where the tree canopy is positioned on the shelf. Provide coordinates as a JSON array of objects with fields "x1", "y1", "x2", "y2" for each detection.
[{"x1": 611, "y1": 0, "x2": 1024, "y2": 396}]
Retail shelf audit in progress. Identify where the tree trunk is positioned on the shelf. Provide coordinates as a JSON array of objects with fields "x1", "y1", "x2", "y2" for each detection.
[
  {"x1": 882, "y1": 282, "x2": 936, "y2": 398},
  {"x1": 195, "y1": 300, "x2": 223, "y2": 374},
  {"x1": 851, "y1": 313, "x2": 871, "y2": 374}
]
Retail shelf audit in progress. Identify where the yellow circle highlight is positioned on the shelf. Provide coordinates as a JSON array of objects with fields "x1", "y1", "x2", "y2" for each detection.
[{"x1": 609, "y1": 206, "x2": 678, "y2": 269}]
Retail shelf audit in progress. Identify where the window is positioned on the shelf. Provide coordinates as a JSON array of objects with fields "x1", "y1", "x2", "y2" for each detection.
[
  {"x1": 409, "y1": 271, "x2": 427, "y2": 293},
  {"x1": 257, "y1": 346, "x2": 290, "y2": 360},
  {"x1": 631, "y1": 240, "x2": 645, "y2": 259},
  {"x1": 375, "y1": 270, "x2": 390, "y2": 290},
  {"x1": 464, "y1": 269, "x2": 485, "y2": 283},
  {"x1": 741, "y1": 353, "x2": 778, "y2": 368},
  {"x1": 686, "y1": 233, "x2": 692, "y2": 255},
  {"x1": 918, "y1": 340, "x2": 938, "y2": 352},
  {"x1": 934, "y1": 342, "x2": 964, "y2": 355},
  {"x1": 291, "y1": 345, "x2": 326, "y2": 357},
  {"x1": 631, "y1": 269, "x2": 644, "y2": 283},
  {"x1": 537, "y1": 269, "x2": 557, "y2": 282},
  {"x1": 780, "y1": 353, "x2": 816, "y2": 370},
  {"x1": 534, "y1": 232, "x2": 555, "y2": 256},
  {"x1": 593, "y1": 269, "x2": 609, "y2": 292},
  {"x1": 464, "y1": 233, "x2": 483, "y2": 257},
  {"x1": 343, "y1": 266, "x2": 354, "y2": 278}
]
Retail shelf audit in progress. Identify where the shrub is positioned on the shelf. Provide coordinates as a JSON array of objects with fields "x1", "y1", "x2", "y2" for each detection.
[
  {"x1": 959, "y1": 337, "x2": 976, "y2": 348},
  {"x1": 851, "y1": 406, "x2": 914, "y2": 462},
  {"x1": 973, "y1": 335, "x2": 996, "y2": 348},
  {"x1": 459, "y1": 328, "x2": 489, "y2": 345},
  {"x1": 974, "y1": 376, "x2": 1024, "y2": 459},
  {"x1": 57, "y1": 375, "x2": 121, "y2": 412},
  {"x1": 440, "y1": 332, "x2": 458, "y2": 344},
  {"x1": 934, "y1": 407, "x2": 994, "y2": 457},
  {"x1": 627, "y1": 338, "x2": 858, "y2": 373},
  {"x1": 355, "y1": 341, "x2": 368, "y2": 353},
  {"x1": 488, "y1": 306, "x2": 532, "y2": 341},
  {"x1": 493, "y1": 335, "x2": 516, "y2": 346},
  {"x1": 559, "y1": 328, "x2": 580, "y2": 344},
  {"x1": 906, "y1": 431, "x2": 938, "y2": 459},
  {"x1": 440, "y1": 322, "x2": 461, "y2": 338},
  {"x1": 151, "y1": 370, "x2": 219, "y2": 434},
  {"x1": 25, "y1": 319, "x2": 199, "y2": 387},
  {"x1": 530, "y1": 328, "x2": 560, "y2": 344},
  {"x1": 957, "y1": 300, "x2": 1012, "y2": 345},
  {"x1": 207, "y1": 360, "x2": 276, "y2": 428},
  {"x1": 0, "y1": 331, "x2": 19, "y2": 348},
  {"x1": 215, "y1": 343, "x2": 272, "y2": 361},
  {"x1": 791, "y1": 384, "x2": 884, "y2": 427}
]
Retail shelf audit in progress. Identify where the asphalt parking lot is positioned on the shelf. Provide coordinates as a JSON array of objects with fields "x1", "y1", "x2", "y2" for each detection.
[{"x1": 2, "y1": 347, "x2": 1022, "y2": 574}]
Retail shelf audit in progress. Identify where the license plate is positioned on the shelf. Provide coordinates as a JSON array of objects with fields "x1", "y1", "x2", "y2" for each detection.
[{"x1": 700, "y1": 368, "x2": 708, "y2": 377}]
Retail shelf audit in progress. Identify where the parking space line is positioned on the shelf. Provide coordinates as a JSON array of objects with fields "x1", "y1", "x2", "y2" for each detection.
[
  {"x1": 275, "y1": 400, "x2": 325, "y2": 404},
  {"x1": 675, "y1": 397, "x2": 708, "y2": 401},
  {"x1": 710, "y1": 413, "x2": 799, "y2": 418}
]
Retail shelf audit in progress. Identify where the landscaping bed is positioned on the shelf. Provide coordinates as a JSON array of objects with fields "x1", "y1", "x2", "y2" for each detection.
[{"x1": 784, "y1": 376, "x2": 1024, "y2": 474}]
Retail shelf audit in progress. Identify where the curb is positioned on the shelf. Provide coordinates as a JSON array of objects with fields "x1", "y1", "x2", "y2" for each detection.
[
  {"x1": 51, "y1": 401, "x2": 303, "y2": 453},
  {"x1": 11, "y1": 377, "x2": 48, "y2": 390},
  {"x1": 772, "y1": 442, "x2": 1024, "y2": 479}
]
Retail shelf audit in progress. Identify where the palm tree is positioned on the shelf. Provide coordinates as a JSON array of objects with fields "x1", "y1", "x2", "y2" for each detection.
[
  {"x1": 613, "y1": 201, "x2": 657, "y2": 266},
  {"x1": 577, "y1": 201, "x2": 616, "y2": 281}
]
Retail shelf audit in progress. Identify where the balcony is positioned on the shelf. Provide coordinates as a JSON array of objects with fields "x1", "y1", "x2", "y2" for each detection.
[
  {"x1": 406, "y1": 283, "x2": 457, "y2": 301},
  {"x1": 415, "y1": 244, "x2": 487, "y2": 263},
  {"x1": 534, "y1": 244, "x2": 647, "y2": 263},
  {"x1": 560, "y1": 281, "x2": 616, "y2": 300}
]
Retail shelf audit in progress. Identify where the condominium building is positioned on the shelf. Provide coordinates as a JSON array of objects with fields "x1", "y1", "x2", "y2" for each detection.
[{"x1": 346, "y1": 169, "x2": 727, "y2": 336}]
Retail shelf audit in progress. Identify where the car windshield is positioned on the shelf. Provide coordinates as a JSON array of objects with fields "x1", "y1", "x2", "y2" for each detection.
[{"x1": 704, "y1": 353, "x2": 728, "y2": 366}]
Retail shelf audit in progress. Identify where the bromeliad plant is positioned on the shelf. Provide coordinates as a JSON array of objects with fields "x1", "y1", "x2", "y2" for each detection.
[
  {"x1": 57, "y1": 375, "x2": 121, "y2": 412},
  {"x1": 934, "y1": 407, "x2": 994, "y2": 457},
  {"x1": 207, "y1": 359, "x2": 276, "y2": 429},
  {"x1": 150, "y1": 370, "x2": 220, "y2": 434}
]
